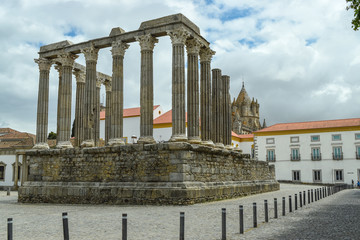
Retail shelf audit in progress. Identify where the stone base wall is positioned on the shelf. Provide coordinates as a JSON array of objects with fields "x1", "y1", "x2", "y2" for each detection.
[{"x1": 19, "y1": 142, "x2": 279, "y2": 205}]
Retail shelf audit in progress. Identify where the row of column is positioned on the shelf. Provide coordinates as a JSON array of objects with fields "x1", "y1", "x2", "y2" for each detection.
[{"x1": 33, "y1": 27, "x2": 232, "y2": 149}]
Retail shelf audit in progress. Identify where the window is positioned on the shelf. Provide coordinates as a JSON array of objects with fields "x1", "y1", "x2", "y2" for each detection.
[
  {"x1": 292, "y1": 170, "x2": 300, "y2": 181},
  {"x1": 355, "y1": 133, "x2": 360, "y2": 140},
  {"x1": 267, "y1": 149, "x2": 276, "y2": 162},
  {"x1": 291, "y1": 148, "x2": 300, "y2": 160},
  {"x1": 290, "y1": 136, "x2": 299, "y2": 143},
  {"x1": 356, "y1": 146, "x2": 360, "y2": 160},
  {"x1": 311, "y1": 147, "x2": 321, "y2": 160},
  {"x1": 0, "y1": 164, "x2": 5, "y2": 181},
  {"x1": 334, "y1": 169, "x2": 343, "y2": 182},
  {"x1": 313, "y1": 170, "x2": 321, "y2": 182},
  {"x1": 311, "y1": 135, "x2": 320, "y2": 142},
  {"x1": 266, "y1": 138, "x2": 275, "y2": 144},
  {"x1": 332, "y1": 134, "x2": 341, "y2": 141},
  {"x1": 333, "y1": 146, "x2": 343, "y2": 160}
]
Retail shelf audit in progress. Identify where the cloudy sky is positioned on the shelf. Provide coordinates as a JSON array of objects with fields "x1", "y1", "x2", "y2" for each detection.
[{"x1": 0, "y1": 0, "x2": 359, "y2": 134}]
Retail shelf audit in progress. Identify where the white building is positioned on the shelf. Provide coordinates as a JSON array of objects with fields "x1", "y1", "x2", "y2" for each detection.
[{"x1": 254, "y1": 118, "x2": 360, "y2": 185}]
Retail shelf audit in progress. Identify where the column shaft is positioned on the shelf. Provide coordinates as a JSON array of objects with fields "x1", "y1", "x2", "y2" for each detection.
[
  {"x1": 34, "y1": 58, "x2": 51, "y2": 149},
  {"x1": 105, "y1": 82, "x2": 112, "y2": 144},
  {"x1": 167, "y1": 28, "x2": 189, "y2": 142},
  {"x1": 14, "y1": 154, "x2": 19, "y2": 189},
  {"x1": 81, "y1": 45, "x2": 99, "y2": 147},
  {"x1": 95, "y1": 80, "x2": 101, "y2": 146},
  {"x1": 212, "y1": 69, "x2": 224, "y2": 147},
  {"x1": 109, "y1": 41, "x2": 129, "y2": 146},
  {"x1": 222, "y1": 75, "x2": 231, "y2": 146},
  {"x1": 55, "y1": 65, "x2": 62, "y2": 144},
  {"x1": 186, "y1": 39, "x2": 201, "y2": 143},
  {"x1": 74, "y1": 71, "x2": 85, "y2": 147},
  {"x1": 200, "y1": 48, "x2": 215, "y2": 145}
]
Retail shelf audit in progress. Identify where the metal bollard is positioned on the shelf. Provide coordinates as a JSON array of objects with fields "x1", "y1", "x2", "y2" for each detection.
[
  {"x1": 62, "y1": 213, "x2": 69, "y2": 240},
  {"x1": 222, "y1": 208, "x2": 226, "y2": 240},
  {"x1": 303, "y1": 191, "x2": 306, "y2": 206},
  {"x1": 289, "y1": 196, "x2": 292, "y2": 213},
  {"x1": 282, "y1": 197, "x2": 286, "y2": 216},
  {"x1": 239, "y1": 205, "x2": 244, "y2": 234},
  {"x1": 315, "y1": 189, "x2": 318, "y2": 201},
  {"x1": 253, "y1": 203, "x2": 257, "y2": 228},
  {"x1": 320, "y1": 188, "x2": 322, "y2": 199},
  {"x1": 274, "y1": 198, "x2": 278, "y2": 219},
  {"x1": 7, "y1": 188, "x2": 10, "y2": 196},
  {"x1": 7, "y1": 218, "x2": 13, "y2": 240},
  {"x1": 323, "y1": 187, "x2": 325, "y2": 198},
  {"x1": 122, "y1": 213, "x2": 127, "y2": 240},
  {"x1": 264, "y1": 200, "x2": 268, "y2": 223},
  {"x1": 299, "y1": 192, "x2": 302, "y2": 208},
  {"x1": 311, "y1": 189, "x2": 314, "y2": 202},
  {"x1": 180, "y1": 212, "x2": 185, "y2": 240},
  {"x1": 295, "y1": 194, "x2": 298, "y2": 210},
  {"x1": 308, "y1": 190, "x2": 310, "y2": 204}
]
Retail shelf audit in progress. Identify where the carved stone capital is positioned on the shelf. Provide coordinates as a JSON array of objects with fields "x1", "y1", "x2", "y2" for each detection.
[
  {"x1": 199, "y1": 47, "x2": 216, "y2": 62},
  {"x1": 186, "y1": 38, "x2": 201, "y2": 55},
  {"x1": 57, "y1": 53, "x2": 78, "y2": 67},
  {"x1": 96, "y1": 78, "x2": 104, "y2": 88},
  {"x1": 135, "y1": 34, "x2": 159, "y2": 51},
  {"x1": 167, "y1": 27, "x2": 190, "y2": 45},
  {"x1": 34, "y1": 58, "x2": 52, "y2": 71},
  {"x1": 54, "y1": 64, "x2": 62, "y2": 74},
  {"x1": 104, "y1": 81, "x2": 112, "y2": 92},
  {"x1": 81, "y1": 44, "x2": 99, "y2": 62},
  {"x1": 73, "y1": 70, "x2": 85, "y2": 83},
  {"x1": 111, "y1": 41, "x2": 129, "y2": 57}
]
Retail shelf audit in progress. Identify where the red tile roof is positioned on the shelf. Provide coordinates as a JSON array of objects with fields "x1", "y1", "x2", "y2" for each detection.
[
  {"x1": 256, "y1": 118, "x2": 360, "y2": 133},
  {"x1": 232, "y1": 132, "x2": 254, "y2": 139},
  {"x1": 100, "y1": 105, "x2": 160, "y2": 120},
  {"x1": 153, "y1": 110, "x2": 187, "y2": 124}
]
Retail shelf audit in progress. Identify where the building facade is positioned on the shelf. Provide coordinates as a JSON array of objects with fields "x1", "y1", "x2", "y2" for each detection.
[{"x1": 254, "y1": 118, "x2": 360, "y2": 185}]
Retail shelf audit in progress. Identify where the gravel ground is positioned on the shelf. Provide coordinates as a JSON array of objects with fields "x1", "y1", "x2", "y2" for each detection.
[{"x1": 0, "y1": 184, "x2": 348, "y2": 240}]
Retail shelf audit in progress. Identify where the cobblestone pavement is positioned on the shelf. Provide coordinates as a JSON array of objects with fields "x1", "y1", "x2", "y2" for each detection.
[{"x1": 0, "y1": 184, "x2": 350, "y2": 240}]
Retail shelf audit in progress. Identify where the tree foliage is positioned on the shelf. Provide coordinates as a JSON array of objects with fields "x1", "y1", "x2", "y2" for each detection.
[
  {"x1": 346, "y1": 0, "x2": 360, "y2": 31},
  {"x1": 48, "y1": 131, "x2": 57, "y2": 139}
]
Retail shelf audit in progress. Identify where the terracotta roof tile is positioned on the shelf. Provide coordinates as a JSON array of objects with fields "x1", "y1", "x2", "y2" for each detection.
[
  {"x1": 256, "y1": 118, "x2": 360, "y2": 133},
  {"x1": 231, "y1": 132, "x2": 254, "y2": 139},
  {"x1": 100, "y1": 105, "x2": 160, "y2": 120},
  {"x1": 153, "y1": 110, "x2": 188, "y2": 124}
]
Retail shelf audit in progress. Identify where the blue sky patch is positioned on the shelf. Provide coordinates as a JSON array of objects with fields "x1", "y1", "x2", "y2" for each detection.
[
  {"x1": 220, "y1": 7, "x2": 255, "y2": 22},
  {"x1": 26, "y1": 41, "x2": 45, "y2": 48},
  {"x1": 305, "y1": 38, "x2": 317, "y2": 46},
  {"x1": 64, "y1": 26, "x2": 81, "y2": 37},
  {"x1": 204, "y1": 0, "x2": 213, "y2": 5},
  {"x1": 239, "y1": 37, "x2": 265, "y2": 48}
]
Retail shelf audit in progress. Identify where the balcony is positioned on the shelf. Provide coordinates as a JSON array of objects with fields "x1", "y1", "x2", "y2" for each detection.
[
  {"x1": 290, "y1": 153, "x2": 301, "y2": 161},
  {"x1": 332, "y1": 152, "x2": 343, "y2": 160},
  {"x1": 311, "y1": 153, "x2": 322, "y2": 161},
  {"x1": 266, "y1": 155, "x2": 276, "y2": 162},
  {"x1": 356, "y1": 152, "x2": 360, "y2": 160}
]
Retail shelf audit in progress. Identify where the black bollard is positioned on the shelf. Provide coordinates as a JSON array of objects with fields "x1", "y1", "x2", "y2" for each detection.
[
  {"x1": 274, "y1": 198, "x2": 278, "y2": 219},
  {"x1": 180, "y1": 212, "x2": 185, "y2": 240},
  {"x1": 323, "y1": 187, "x2": 325, "y2": 198},
  {"x1": 239, "y1": 205, "x2": 244, "y2": 234},
  {"x1": 282, "y1": 197, "x2": 286, "y2": 216},
  {"x1": 264, "y1": 200, "x2": 268, "y2": 223},
  {"x1": 299, "y1": 192, "x2": 302, "y2": 208},
  {"x1": 222, "y1": 208, "x2": 226, "y2": 240},
  {"x1": 253, "y1": 203, "x2": 257, "y2": 228},
  {"x1": 7, "y1": 218, "x2": 13, "y2": 240},
  {"x1": 295, "y1": 194, "x2": 298, "y2": 210},
  {"x1": 320, "y1": 188, "x2": 322, "y2": 199},
  {"x1": 311, "y1": 189, "x2": 314, "y2": 202},
  {"x1": 308, "y1": 190, "x2": 310, "y2": 204},
  {"x1": 122, "y1": 214, "x2": 127, "y2": 240},
  {"x1": 7, "y1": 188, "x2": 10, "y2": 196},
  {"x1": 62, "y1": 213, "x2": 69, "y2": 240},
  {"x1": 289, "y1": 196, "x2": 292, "y2": 213},
  {"x1": 315, "y1": 189, "x2": 318, "y2": 201},
  {"x1": 303, "y1": 191, "x2": 306, "y2": 206}
]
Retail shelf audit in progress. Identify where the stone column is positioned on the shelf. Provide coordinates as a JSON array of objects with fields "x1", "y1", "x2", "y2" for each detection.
[
  {"x1": 81, "y1": 44, "x2": 99, "y2": 147},
  {"x1": 55, "y1": 64, "x2": 62, "y2": 143},
  {"x1": 212, "y1": 68, "x2": 224, "y2": 148},
  {"x1": 33, "y1": 58, "x2": 52, "y2": 149},
  {"x1": 108, "y1": 41, "x2": 129, "y2": 146},
  {"x1": 73, "y1": 70, "x2": 85, "y2": 147},
  {"x1": 21, "y1": 155, "x2": 25, "y2": 185},
  {"x1": 186, "y1": 38, "x2": 201, "y2": 144},
  {"x1": 56, "y1": 53, "x2": 77, "y2": 148},
  {"x1": 222, "y1": 75, "x2": 232, "y2": 148},
  {"x1": 14, "y1": 153, "x2": 19, "y2": 190},
  {"x1": 136, "y1": 34, "x2": 158, "y2": 144},
  {"x1": 167, "y1": 27, "x2": 190, "y2": 142},
  {"x1": 95, "y1": 78, "x2": 102, "y2": 146},
  {"x1": 104, "y1": 81, "x2": 112, "y2": 144},
  {"x1": 199, "y1": 48, "x2": 215, "y2": 146}
]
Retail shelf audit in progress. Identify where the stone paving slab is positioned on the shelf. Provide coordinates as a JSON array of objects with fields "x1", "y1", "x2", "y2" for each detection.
[{"x1": 0, "y1": 184, "x2": 333, "y2": 240}]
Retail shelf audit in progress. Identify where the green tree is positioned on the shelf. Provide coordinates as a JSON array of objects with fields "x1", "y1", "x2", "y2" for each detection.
[
  {"x1": 48, "y1": 131, "x2": 57, "y2": 139},
  {"x1": 346, "y1": 0, "x2": 360, "y2": 31}
]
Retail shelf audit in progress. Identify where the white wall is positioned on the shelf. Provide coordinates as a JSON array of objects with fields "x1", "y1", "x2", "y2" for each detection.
[
  {"x1": 0, "y1": 154, "x2": 23, "y2": 187},
  {"x1": 256, "y1": 130, "x2": 360, "y2": 185}
]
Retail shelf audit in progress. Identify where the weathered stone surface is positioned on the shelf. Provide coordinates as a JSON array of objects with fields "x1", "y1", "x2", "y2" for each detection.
[{"x1": 19, "y1": 143, "x2": 278, "y2": 205}]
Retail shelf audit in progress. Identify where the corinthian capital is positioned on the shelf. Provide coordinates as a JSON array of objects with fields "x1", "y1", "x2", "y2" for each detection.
[
  {"x1": 96, "y1": 77, "x2": 104, "y2": 88},
  {"x1": 81, "y1": 44, "x2": 99, "y2": 62},
  {"x1": 111, "y1": 41, "x2": 129, "y2": 57},
  {"x1": 73, "y1": 70, "x2": 85, "y2": 83},
  {"x1": 104, "y1": 81, "x2": 112, "y2": 92},
  {"x1": 34, "y1": 58, "x2": 52, "y2": 71},
  {"x1": 57, "y1": 53, "x2": 78, "y2": 67},
  {"x1": 186, "y1": 38, "x2": 201, "y2": 55},
  {"x1": 167, "y1": 27, "x2": 190, "y2": 45},
  {"x1": 135, "y1": 34, "x2": 158, "y2": 51},
  {"x1": 199, "y1": 47, "x2": 216, "y2": 62}
]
